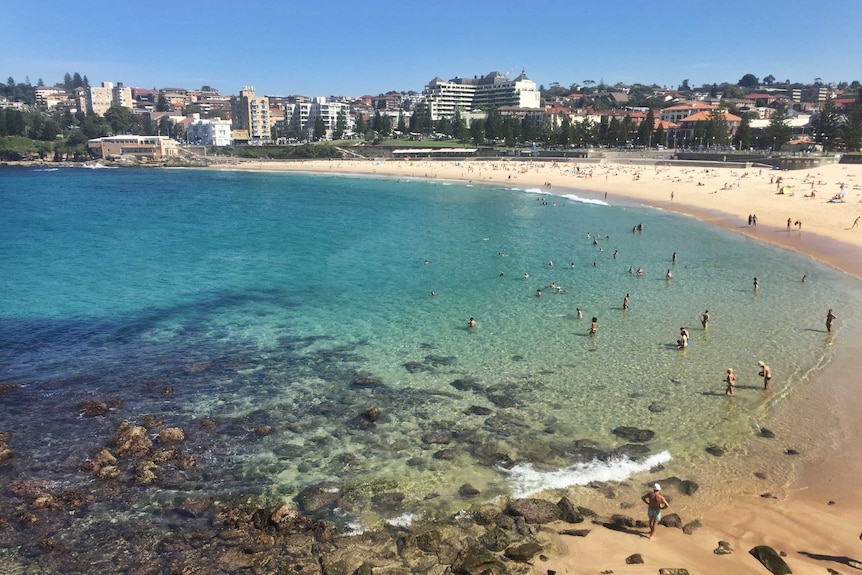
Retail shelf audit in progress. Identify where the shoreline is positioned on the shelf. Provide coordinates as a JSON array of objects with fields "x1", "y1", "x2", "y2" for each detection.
[{"x1": 210, "y1": 158, "x2": 862, "y2": 573}]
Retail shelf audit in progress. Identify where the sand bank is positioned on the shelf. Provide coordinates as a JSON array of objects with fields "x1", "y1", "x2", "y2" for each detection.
[{"x1": 213, "y1": 157, "x2": 862, "y2": 574}]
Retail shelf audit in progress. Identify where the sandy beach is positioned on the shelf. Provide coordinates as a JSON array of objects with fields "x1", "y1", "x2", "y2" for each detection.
[{"x1": 216, "y1": 157, "x2": 862, "y2": 574}]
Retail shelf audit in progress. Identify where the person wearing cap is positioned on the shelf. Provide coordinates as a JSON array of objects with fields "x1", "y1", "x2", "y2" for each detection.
[
  {"x1": 725, "y1": 368, "x2": 736, "y2": 395},
  {"x1": 758, "y1": 361, "x2": 772, "y2": 390},
  {"x1": 641, "y1": 483, "x2": 669, "y2": 539}
]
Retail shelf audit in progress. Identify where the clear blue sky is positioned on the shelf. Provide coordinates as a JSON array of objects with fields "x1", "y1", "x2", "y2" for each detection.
[{"x1": 3, "y1": 0, "x2": 860, "y2": 97}]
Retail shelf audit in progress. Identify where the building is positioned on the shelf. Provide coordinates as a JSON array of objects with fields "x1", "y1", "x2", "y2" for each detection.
[
  {"x1": 423, "y1": 71, "x2": 541, "y2": 121},
  {"x1": 87, "y1": 135, "x2": 179, "y2": 161},
  {"x1": 81, "y1": 82, "x2": 134, "y2": 116},
  {"x1": 281, "y1": 97, "x2": 354, "y2": 139},
  {"x1": 231, "y1": 86, "x2": 271, "y2": 143},
  {"x1": 658, "y1": 102, "x2": 718, "y2": 124},
  {"x1": 35, "y1": 86, "x2": 73, "y2": 110}
]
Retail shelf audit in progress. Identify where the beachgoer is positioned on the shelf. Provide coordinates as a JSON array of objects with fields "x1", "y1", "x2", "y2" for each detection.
[
  {"x1": 424, "y1": 260, "x2": 429, "y2": 265},
  {"x1": 629, "y1": 266, "x2": 634, "y2": 274},
  {"x1": 429, "y1": 291, "x2": 436, "y2": 297},
  {"x1": 670, "y1": 191, "x2": 674, "y2": 201},
  {"x1": 725, "y1": 368, "x2": 736, "y2": 395},
  {"x1": 826, "y1": 308, "x2": 837, "y2": 333},
  {"x1": 748, "y1": 214, "x2": 753, "y2": 226},
  {"x1": 672, "y1": 251, "x2": 677, "y2": 264},
  {"x1": 549, "y1": 260, "x2": 554, "y2": 267},
  {"x1": 758, "y1": 361, "x2": 772, "y2": 390},
  {"x1": 641, "y1": 483, "x2": 669, "y2": 539},
  {"x1": 536, "y1": 289, "x2": 542, "y2": 297},
  {"x1": 577, "y1": 308, "x2": 583, "y2": 319},
  {"x1": 589, "y1": 317, "x2": 597, "y2": 336},
  {"x1": 701, "y1": 310, "x2": 710, "y2": 329},
  {"x1": 677, "y1": 327, "x2": 690, "y2": 349},
  {"x1": 753, "y1": 277, "x2": 759, "y2": 292},
  {"x1": 787, "y1": 218, "x2": 792, "y2": 230},
  {"x1": 623, "y1": 293, "x2": 630, "y2": 310},
  {"x1": 752, "y1": 214, "x2": 758, "y2": 226},
  {"x1": 523, "y1": 273, "x2": 530, "y2": 279},
  {"x1": 853, "y1": 216, "x2": 860, "y2": 229},
  {"x1": 467, "y1": 317, "x2": 476, "y2": 328},
  {"x1": 637, "y1": 267, "x2": 644, "y2": 277},
  {"x1": 801, "y1": 274, "x2": 807, "y2": 283},
  {"x1": 666, "y1": 269, "x2": 673, "y2": 279}
]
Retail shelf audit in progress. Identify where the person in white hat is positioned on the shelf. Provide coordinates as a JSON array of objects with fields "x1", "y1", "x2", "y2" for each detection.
[
  {"x1": 641, "y1": 483, "x2": 669, "y2": 539},
  {"x1": 758, "y1": 361, "x2": 772, "y2": 390}
]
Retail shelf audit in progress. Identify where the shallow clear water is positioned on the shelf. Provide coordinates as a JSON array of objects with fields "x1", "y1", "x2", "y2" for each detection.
[{"x1": 1, "y1": 166, "x2": 859, "y2": 528}]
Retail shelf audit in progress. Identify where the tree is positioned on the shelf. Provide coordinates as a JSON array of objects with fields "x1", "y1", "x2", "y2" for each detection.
[
  {"x1": 333, "y1": 110, "x2": 347, "y2": 140},
  {"x1": 453, "y1": 109, "x2": 468, "y2": 142},
  {"x1": 811, "y1": 98, "x2": 842, "y2": 151},
  {"x1": 738, "y1": 73, "x2": 759, "y2": 88},
  {"x1": 484, "y1": 107, "x2": 502, "y2": 142},
  {"x1": 637, "y1": 109, "x2": 656, "y2": 146},
  {"x1": 156, "y1": 94, "x2": 169, "y2": 112},
  {"x1": 355, "y1": 113, "x2": 367, "y2": 135},
  {"x1": 469, "y1": 118, "x2": 485, "y2": 145},
  {"x1": 436, "y1": 116, "x2": 452, "y2": 137},
  {"x1": 104, "y1": 106, "x2": 142, "y2": 135},
  {"x1": 397, "y1": 112, "x2": 407, "y2": 134},
  {"x1": 654, "y1": 123, "x2": 666, "y2": 148},
  {"x1": 72, "y1": 73, "x2": 84, "y2": 89},
  {"x1": 840, "y1": 92, "x2": 862, "y2": 151},
  {"x1": 733, "y1": 115, "x2": 752, "y2": 150},
  {"x1": 763, "y1": 74, "x2": 775, "y2": 86},
  {"x1": 313, "y1": 114, "x2": 326, "y2": 141},
  {"x1": 63, "y1": 73, "x2": 73, "y2": 91},
  {"x1": 679, "y1": 79, "x2": 691, "y2": 91},
  {"x1": 764, "y1": 102, "x2": 792, "y2": 151}
]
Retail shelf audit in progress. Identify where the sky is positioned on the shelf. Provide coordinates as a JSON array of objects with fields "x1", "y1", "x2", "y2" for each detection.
[{"x1": 3, "y1": 0, "x2": 861, "y2": 98}]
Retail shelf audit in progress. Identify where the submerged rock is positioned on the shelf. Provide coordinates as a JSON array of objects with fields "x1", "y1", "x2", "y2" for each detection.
[
  {"x1": 451, "y1": 545, "x2": 507, "y2": 575},
  {"x1": 759, "y1": 427, "x2": 776, "y2": 439},
  {"x1": 403, "y1": 361, "x2": 428, "y2": 373},
  {"x1": 612, "y1": 426, "x2": 655, "y2": 443},
  {"x1": 295, "y1": 482, "x2": 341, "y2": 514},
  {"x1": 705, "y1": 444, "x2": 725, "y2": 457},
  {"x1": 77, "y1": 400, "x2": 109, "y2": 417},
  {"x1": 158, "y1": 427, "x2": 185, "y2": 444},
  {"x1": 82, "y1": 447, "x2": 120, "y2": 479},
  {"x1": 0, "y1": 432, "x2": 12, "y2": 466}
]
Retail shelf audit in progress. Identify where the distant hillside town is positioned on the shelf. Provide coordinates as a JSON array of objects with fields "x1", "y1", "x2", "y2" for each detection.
[{"x1": 1, "y1": 70, "x2": 861, "y2": 162}]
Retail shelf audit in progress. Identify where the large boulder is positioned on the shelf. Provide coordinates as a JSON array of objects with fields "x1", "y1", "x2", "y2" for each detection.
[
  {"x1": 83, "y1": 447, "x2": 120, "y2": 479},
  {"x1": 504, "y1": 542, "x2": 543, "y2": 562},
  {"x1": 451, "y1": 545, "x2": 506, "y2": 575},
  {"x1": 506, "y1": 498, "x2": 561, "y2": 524},
  {"x1": 557, "y1": 497, "x2": 584, "y2": 523},
  {"x1": 157, "y1": 427, "x2": 185, "y2": 444},
  {"x1": 296, "y1": 482, "x2": 341, "y2": 514},
  {"x1": 749, "y1": 545, "x2": 792, "y2": 575}
]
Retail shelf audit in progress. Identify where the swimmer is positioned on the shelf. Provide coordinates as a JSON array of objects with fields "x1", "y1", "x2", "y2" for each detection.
[
  {"x1": 429, "y1": 291, "x2": 436, "y2": 296},
  {"x1": 536, "y1": 289, "x2": 542, "y2": 297},
  {"x1": 589, "y1": 317, "x2": 598, "y2": 336},
  {"x1": 666, "y1": 269, "x2": 673, "y2": 279},
  {"x1": 636, "y1": 267, "x2": 644, "y2": 277},
  {"x1": 700, "y1": 310, "x2": 710, "y2": 329},
  {"x1": 577, "y1": 308, "x2": 583, "y2": 319},
  {"x1": 523, "y1": 273, "x2": 530, "y2": 279},
  {"x1": 424, "y1": 260, "x2": 429, "y2": 265},
  {"x1": 753, "y1": 277, "x2": 759, "y2": 292},
  {"x1": 613, "y1": 250, "x2": 619, "y2": 259},
  {"x1": 549, "y1": 260, "x2": 554, "y2": 267},
  {"x1": 467, "y1": 317, "x2": 476, "y2": 328},
  {"x1": 672, "y1": 251, "x2": 677, "y2": 264},
  {"x1": 628, "y1": 266, "x2": 634, "y2": 274}
]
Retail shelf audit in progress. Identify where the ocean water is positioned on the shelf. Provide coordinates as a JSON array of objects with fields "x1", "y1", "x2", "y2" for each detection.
[{"x1": 1, "y1": 166, "x2": 860, "y2": 531}]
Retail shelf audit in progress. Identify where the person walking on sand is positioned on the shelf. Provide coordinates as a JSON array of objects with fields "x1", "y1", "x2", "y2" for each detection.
[
  {"x1": 758, "y1": 361, "x2": 772, "y2": 390},
  {"x1": 701, "y1": 310, "x2": 710, "y2": 329},
  {"x1": 826, "y1": 308, "x2": 837, "y2": 333},
  {"x1": 853, "y1": 216, "x2": 860, "y2": 229},
  {"x1": 642, "y1": 483, "x2": 669, "y2": 539}
]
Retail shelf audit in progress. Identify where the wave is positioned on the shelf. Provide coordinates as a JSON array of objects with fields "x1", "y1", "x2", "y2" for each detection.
[
  {"x1": 560, "y1": 193, "x2": 608, "y2": 206},
  {"x1": 503, "y1": 450, "x2": 672, "y2": 498},
  {"x1": 33, "y1": 168, "x2": 59, "y2": 172}
]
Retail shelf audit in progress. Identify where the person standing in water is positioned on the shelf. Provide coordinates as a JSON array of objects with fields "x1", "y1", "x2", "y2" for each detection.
[
  {"x1": 623, "y1": 293, "x2": 629, "y2": 310},
  {"x1": 725, "y1": 368, "x2": 736, "y2": 395},
  {"x1": 826, "y1": 309, "x2": 837, "y2": 332},
  {"x1": 589, "y1": 317, "x2": 598, "y2": 336},
  {"x1": 467, "y1": 317, "x2": 476, "y2": 328},
  {"x1": 701, "y1": 310, "x2": 710, "y2": 329},
  {"x1": 758, "y1": 361, "x2": 772, "y2": 389},
  {"x1": 753, "y1": 277, "x2": 759, "y2": 292}
]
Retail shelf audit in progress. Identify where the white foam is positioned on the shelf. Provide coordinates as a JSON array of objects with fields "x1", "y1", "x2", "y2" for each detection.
[
  {"x1": 385, "y1": 512, "x2": 417, "y2": 528},
  {"x1": 560, "y1": 193, "x2": 609, "y2": 206},
  {"x1": 503, "y1": 450, "x2": 672, "y2": 498}
]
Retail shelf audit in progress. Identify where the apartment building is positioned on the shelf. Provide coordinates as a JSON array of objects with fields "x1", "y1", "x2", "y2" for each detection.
[
  {"x1": 81, "y1": 82, "x2": 134, "y2": 116},
  {"x1": 231, "y1": 86, "x2": 271, "y2": 143},
  {"x1": 87, "y1": 135, "x2": 178, "y2": 161},
  {"x1": 281, "y1": 97, "x2": 354, "y2": 139},
  {"x1": 423, "y1": 70, "x2": 541, "y2": 121},
  {"x1": 186, "y1": 116, "x2": 232, "y2": 146},
  {"x1": 658, "y1": 102, "x2": 718, "y2": 124}
]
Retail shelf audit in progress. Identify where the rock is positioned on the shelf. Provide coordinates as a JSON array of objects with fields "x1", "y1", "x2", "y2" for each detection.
[
  {"x1": 608, "y1": 443, "x2": 651, "y2": 461},
  {"x1": 714, "y1": 540, "x2": 733, "y2": 555},
  {"x1": 77, "y1": 400, "x2": 109, "y2": 417},
  {"x1": 658, "y1": 570, "x2": 690, "y2": 575},
  {"x1": 83, "y1": 447, "x2": 120, "y2": 479},
  {"x1": 486, "y1": 393, "x2": 518, "y2": 408},
  {"x1": 112, "y1": 420, "x2": 153, "y2": 459},
  {"x1": 269, "y1": 501, "x2": 299, "y2": 525},
  {"x1": 480, "y1": 527, "x2": 510, "y2": 552},
  {"x1": 218, "y1": 547, "x2": 256, "y2": 571},
  {"x1": 157, "y1": 427, "x2": 185, "y2": 444},
  {"x1": 370, "y1": 492, "x2": 405, "y2": 513},
  {"x1": 403, "y1": 361, "x2": 428, "y2": 373},
  {"x1": 452, "y1": 378, "x2": 483, "y2": 392},
  {"x1": 0, "y1": 433, "x2": 12, "y2": 466},
  {"x1": 506, "y1": 498, "x2": 562, "y2": 524},
  {"x1": 749, "y1": 545, "x2": 792, "y2": 574},
  {"x1": 505, "y1": 542, "x2": 543, "y2": 562},
  {"x1": 177, "y1": 498, "x2": 212, "y2": 518},
  {"x1": 134, "y1": 460, "x2": 158, "y2": 484},
  {"x1": 421, "y1": 431, "x2": 452, "y2": 445},
  {"x1": 656, "y1": 477, "x2": 699, "y2": 495},
  {"x1": 785, "y1": 448, "x2": 800, "y2": 455},
  {"x1": 255, "y1": 425, "x2": 273, "y2": 436},
  {"x1": 568, "y1": 439, "x2": 607, "y2": 463},
  {"x1": 451, "y1": 545, "x2": 507, "y2": 575},
  {"x1": 557, "y1": 497, "x2": 584, "y2": 523},
  {"x1": 458, "y1": 484, "x2": 480, "y2": 497},
  {"x1": 434, "y1": 449, "x2": 458, "y2": 460},
  {"x1": 608, "y1": 514, "x2": 636, "y2": 528},
  {"x1": 473, "y1": 505, "x2": 499, "y2": 526},
  {"x1": 362, "y1": 407, "x2": 379, "y2": 422},
  {"x1": 352, "y1": 377, "x2": 382, "y2": 388},
  {"x1": 660, "y1": 513, "x2": 682, "y2": 528},
  {"x1": 625, "y1": 553, "x2": 644, "y2": 564},
  {"x1": 355, "y1": 563, "x2": 373, "y2": 575},
  {"x1": 0, "y1": 384, "x2": 19, "y2": 395},
  {"x1": 612, "y1": 426, "x2": 655, "y2": 443},
  {"x1": 759, "y1": 427, "x2": 776, "y2": 439},
  {"x1": 296, "y1": 482, "x2": 341, "y2": 514},
  {"x1": 466, "y1": 405, "x2": 493, "y2": 416},
  {"x1": 648, "y1": 401, "x2": 667, "y2": 413},
  {"x1": 705, "y1": 444, "x2": 725, "y2": 457},
  {"x1": 424, "y1": 354, "x2": 455, "y2": 366},
  {"x1": 415, "y1": 529, "x2": 443, "y2": 553},
  {"x1": 558, "y1": 529, "x2": 591, "y2": 537},
  {"x1": 682, "y1": 519, "x2": 702, "y2": 535}
]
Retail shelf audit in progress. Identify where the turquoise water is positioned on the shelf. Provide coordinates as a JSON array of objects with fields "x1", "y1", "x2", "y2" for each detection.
[{"x1": 1, "y1": 166, "x2": 860, "y2": 530}]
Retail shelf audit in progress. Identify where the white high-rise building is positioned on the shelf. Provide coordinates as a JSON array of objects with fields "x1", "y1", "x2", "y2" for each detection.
[
  {"x1": 423, "y1": 70, "x2": 541, "y2": 121},
  {"x1": 187, "y1": 116, "x2": 232, "y2": 146}
]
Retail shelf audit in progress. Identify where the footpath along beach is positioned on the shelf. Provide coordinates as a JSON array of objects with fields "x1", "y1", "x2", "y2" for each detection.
[{"x1": 216, "y1": 157, "x2": 862, "y2": 574}]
